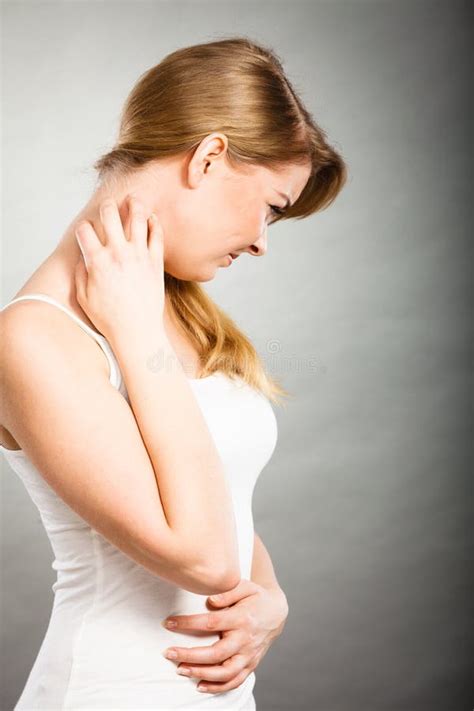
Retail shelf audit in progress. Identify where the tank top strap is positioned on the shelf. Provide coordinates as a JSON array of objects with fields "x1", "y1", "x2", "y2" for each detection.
[{"x1": 1, "y1": 294, "x2": 122, "y2": 389}]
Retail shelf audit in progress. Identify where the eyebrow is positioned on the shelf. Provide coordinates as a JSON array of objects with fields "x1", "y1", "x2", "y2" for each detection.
[{"x1": 276, "y1": 191, "x2": 292, "y2": 209}]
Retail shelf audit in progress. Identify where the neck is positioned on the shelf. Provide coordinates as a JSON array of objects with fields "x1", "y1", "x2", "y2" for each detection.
[{"x1": 20, "y1": 166, "x2": 176, "y2": 323}]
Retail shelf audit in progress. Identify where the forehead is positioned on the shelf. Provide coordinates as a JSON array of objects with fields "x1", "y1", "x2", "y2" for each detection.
[{"x1": 256, "y1": 161, "x2": 312, "y2": 200}]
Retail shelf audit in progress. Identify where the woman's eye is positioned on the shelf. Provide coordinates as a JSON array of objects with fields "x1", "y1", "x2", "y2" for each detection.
[{"x1": 269, "y1": 205, "x2": 284, "y2": 218}]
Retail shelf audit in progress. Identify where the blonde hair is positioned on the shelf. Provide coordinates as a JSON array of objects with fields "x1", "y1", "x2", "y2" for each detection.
[{"x1": 94, "y1": 36, "x2": 348, "y2": 405}]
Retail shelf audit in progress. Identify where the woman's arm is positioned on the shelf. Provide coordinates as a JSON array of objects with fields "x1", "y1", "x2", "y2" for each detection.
[
  {"x1": 108, "y1": 326, "x2": 241, "y2": 590},
  {"x1": 73, "y1": 201, "x2": 241, "y2": 592},
  {"x1": 157, "y1": 533, "x2": 290, "y2": 692},
  {"x1": 1, "y1": 302, "x2": 238, "y2": 595},
  {"x1": 248, "y1": 531, "x2": 289, "y2": 648},
  {"x1": 251, "y1": 532, "x2": 289, "y2": 618}
]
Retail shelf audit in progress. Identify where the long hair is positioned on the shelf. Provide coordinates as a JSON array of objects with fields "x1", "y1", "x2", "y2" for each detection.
[{"x1": 93, "y1": 36, "x2": 348, "y2": 405}]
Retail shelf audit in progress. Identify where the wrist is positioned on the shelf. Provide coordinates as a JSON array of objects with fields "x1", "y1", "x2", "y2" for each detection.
[
  {"x1": 263, "y1": 584, "x2": 289, "y2": 622},
  {"x1": 109, "y1": 326, "x2": 183, "y2": 377}
]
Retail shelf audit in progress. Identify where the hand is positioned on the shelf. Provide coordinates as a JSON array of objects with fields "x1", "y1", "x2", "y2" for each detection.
[
  {"x1": 162, "y1": 579, "x2": 289, "y2": 694},
  {"x1": 74, "y1": 196, "x2": 165, "y2": 342}
]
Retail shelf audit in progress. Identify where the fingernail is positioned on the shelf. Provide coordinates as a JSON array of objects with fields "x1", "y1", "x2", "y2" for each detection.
[
  {"x1": 209, "y1": 595, "x2": 221, "y2": 601},
  {"x1": 165, "y1": 620, "x2": 177, "y2": 628},
  {"x1": 164, "y1": 649, "x2": 178, "y2": 659},
  {"x1": 197, "y1": 684, "x2": 208, "y2": 692},
  {"x1": 177, "y1": 667, "x2": 191, "y2": 676}
]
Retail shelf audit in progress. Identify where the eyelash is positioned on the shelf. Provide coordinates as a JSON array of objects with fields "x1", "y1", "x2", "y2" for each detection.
[{"x1": 269, "y1": 205, "x2": 285, "y2": 218}]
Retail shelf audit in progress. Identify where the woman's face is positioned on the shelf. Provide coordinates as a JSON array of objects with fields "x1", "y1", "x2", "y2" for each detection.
[{"x1": 131, "y1": 133, "x2": 312, "y2": 281}]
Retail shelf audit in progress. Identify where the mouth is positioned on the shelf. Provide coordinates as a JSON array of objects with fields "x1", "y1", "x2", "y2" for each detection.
[{"x1": 220, "y1": 253, "x2": 239, "y2": 268}]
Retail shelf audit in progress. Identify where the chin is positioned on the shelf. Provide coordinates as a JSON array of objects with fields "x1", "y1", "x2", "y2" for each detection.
[
  {"x1": 165, "y1": 262, "x2": 217, "y2": 282},
  {"x1": 195, "y1": 267, "x2": 218, "y2": 283}
]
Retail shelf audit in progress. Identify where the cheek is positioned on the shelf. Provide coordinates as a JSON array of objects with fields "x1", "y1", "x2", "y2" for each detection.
[
  {"x1": 229, "y1": 200, "x2": 260, "y2": 239},
  {"x1": 178, "y1": 191, "x2": 260, "y2": 253}
]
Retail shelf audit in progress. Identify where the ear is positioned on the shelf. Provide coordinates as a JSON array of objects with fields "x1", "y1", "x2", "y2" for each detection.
[{"x1": 187, "y1": 132, "x2": 229, "y2": 188}]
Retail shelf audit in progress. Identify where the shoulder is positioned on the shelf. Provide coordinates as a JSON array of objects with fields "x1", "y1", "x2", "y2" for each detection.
[{"x1": 1, "y1": 299, "x2": 110, "y2": 382}]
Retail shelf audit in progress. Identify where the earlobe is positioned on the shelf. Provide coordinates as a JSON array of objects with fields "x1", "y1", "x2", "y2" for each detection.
[{"x1": 191, "y1": 165, "x2": 205, "y2": 187}]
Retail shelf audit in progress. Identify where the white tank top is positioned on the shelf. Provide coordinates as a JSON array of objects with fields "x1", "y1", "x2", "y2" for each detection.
[{"x1": 1, "y1": 293, "x2": 278, "y2": 710}]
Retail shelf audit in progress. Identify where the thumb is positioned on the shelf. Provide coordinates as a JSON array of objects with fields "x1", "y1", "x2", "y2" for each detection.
[{"x1": 208, "y1": 580, "x2": 261, "y2": 607}]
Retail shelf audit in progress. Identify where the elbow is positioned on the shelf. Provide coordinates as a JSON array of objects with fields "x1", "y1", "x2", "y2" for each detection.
[
  {"x1": 192, "y1": 559, "x2": 241, "y2": 595},
  {"x1": 210, "y1": 566, "x2": 241, "y2": 594},
  {"x1": 205, "y1": 548, "x2": 241, "y2": 593}
]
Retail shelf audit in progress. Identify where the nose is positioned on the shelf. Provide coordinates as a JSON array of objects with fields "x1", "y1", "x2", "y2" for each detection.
[{"x1": 244, "y1": 230, "x2": 268, "y2": 257}]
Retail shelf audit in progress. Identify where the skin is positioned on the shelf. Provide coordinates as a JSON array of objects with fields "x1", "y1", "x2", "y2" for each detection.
[
  {"x1": 1, "y1": 132, "x2": 310, "y2": 386},
  {"x1": 72, "y1": 131, "x2": 311, "y2": 282},
  {"x1": 2, "y1": 133, "x2": 311, "y2": 429},
  {"x1": 2, "y1": 132, "x2": 311, "y2": 693}
]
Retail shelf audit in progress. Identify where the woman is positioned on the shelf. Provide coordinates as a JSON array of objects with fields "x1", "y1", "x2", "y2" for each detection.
[{"x1": 1, "y1": 37, "x2": 347, "y2": 709}]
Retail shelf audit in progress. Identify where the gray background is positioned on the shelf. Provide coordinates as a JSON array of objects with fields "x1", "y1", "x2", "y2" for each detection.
[{"x1": 1, "y1": 1, "x2": 472, "y2": 710}]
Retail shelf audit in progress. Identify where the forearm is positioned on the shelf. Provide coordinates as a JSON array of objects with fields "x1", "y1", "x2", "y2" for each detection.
[
  {"x1": 109, "y1": 325, "x2": 240, "y2": 579},
  {"x1": 251, "y1": 532, "x2": 284, "y2": 593},
  {"x1": 251, "y1": 532, "x2": 289, "y2": 624}
]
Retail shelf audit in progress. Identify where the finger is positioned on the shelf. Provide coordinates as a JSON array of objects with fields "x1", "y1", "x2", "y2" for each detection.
[
  {"x1": 163, "y1": 608, "x2": 243, "y2": 633},
  {"x1": 75, "y1": 235, "x2": 88, "y2": 271},
  {"x1": 163, "y1": 630, "x2": 246, "y2": 666},
  {"x1": 99, "y1": 198, "x2": 127, "y2": 251},
  {"x1": 118, "y1": 196, "x2": 131, "y2": 241},
  {"x1": 128, "y1": 197, "x2": 148, "y2": 252},
  {"x1": 208, "y1": 580, "x2": 261, "y2": 608},
  {"x1": 147, "y1": 213, "x2": 164, "y2": 263},
  {"x1": 75, "y1": 221, "x2": 103, "y2": 266},
  {"x1": 74, "y1": 255, "x2": 88, "y2": 305},
  {"x1": 176, "y1": 654, "x2": 247, "y2": 683},
  {"x1": 196, "y1": 667, "x2": 252, "y2": 695}
]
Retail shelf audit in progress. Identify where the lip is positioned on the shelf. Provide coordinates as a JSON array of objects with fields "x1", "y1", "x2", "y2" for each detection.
[{"x1": 221, "y1": 253, "x2": 239, "y2": 267}]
